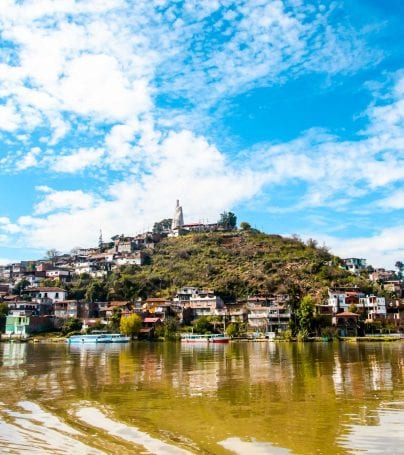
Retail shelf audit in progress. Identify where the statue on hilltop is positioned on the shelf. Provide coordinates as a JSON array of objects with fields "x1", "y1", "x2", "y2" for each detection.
[{"x1": 171, "y1": 199, "x2": 184, "y2": 231}]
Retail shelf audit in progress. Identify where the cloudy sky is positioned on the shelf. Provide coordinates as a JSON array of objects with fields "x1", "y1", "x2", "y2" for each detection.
[{"x1": 0, "y1": 0, "x2": 403, "y2": 268}]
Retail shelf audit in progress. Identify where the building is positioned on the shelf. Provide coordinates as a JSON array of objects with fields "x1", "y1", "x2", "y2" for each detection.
[
  {"x1": 5, "y1": 314, "x2": 53, "y2": 337},
  {"x1": 341, "y1": 258, "x2": 367, "y2": 274},
  {"x1": 26, "y1": 287, "x2": 67, "y2": 303},
  {"x1": 246, "y1": 296, "x2": 291, "y2": 333}
]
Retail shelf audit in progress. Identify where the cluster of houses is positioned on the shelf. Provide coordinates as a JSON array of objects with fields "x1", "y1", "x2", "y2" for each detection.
[{"x1": 1, "y1": 282, "x2": 403, "y2": 338}]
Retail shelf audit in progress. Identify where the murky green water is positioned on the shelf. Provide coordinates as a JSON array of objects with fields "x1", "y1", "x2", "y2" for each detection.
[{"x1": 0, "y1": 341, "x2": 403, "y2": 454}]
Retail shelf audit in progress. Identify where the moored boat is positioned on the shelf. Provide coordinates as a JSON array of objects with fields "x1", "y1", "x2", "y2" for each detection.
[
  {"x1": 67, "y1": 334, "x2": 112, "y2": 344},
  {"x1": 181, "y1": 334, "x2": 229, "y2": 344},
  {"x1": 106, "y1": 334, "x2": 131, "y2": 343},
  {"x1": 67, "y1": 333, "x2": 131, "y2": 344}
]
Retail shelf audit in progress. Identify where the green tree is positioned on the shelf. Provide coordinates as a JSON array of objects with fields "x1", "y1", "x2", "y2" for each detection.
[
  {"x1": 240, "y1": 221, "x2": 251, "y2": 231},
  {"x1": 218, "y1": 211, "x2": 237, "y2": 230},
  {"x1": 120, "y1": 313, "x2": 142, "y2": 338},
  {"x1": 61, "y1": 318, "x2": 82, "y2": 335},
  {"x1": 153, "y1": 218, "x2": 173, "y2": 234},
  {"x1": 85, "y1": 280, "x2": 108, "y2": 302},
  {"x1": 296, "y1": 295, "x2": 315, "y2": 338},
  {"x1": 0, "y1": 303, "x2": 8, "y2": 333},
  {"x1": 155, "y1": 317, "x2": 179, "y2": 340},
  {"x1": 225, "y1": 322, "x2": 238, "y2": 338},
  {"x1": 109, "y1": 307, "x2": 122, "y2": 331},
  {"x1": 192, "y1": 316, "x2": 213, "y2": 334},
  {"x1": 13, "y1": 279, "x2": 30, "y2": 296}
]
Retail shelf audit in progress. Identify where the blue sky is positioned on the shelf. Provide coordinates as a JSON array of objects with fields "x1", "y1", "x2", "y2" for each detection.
[{"x1": 0, "y1": 0, "x2": 403, "y2": 268}]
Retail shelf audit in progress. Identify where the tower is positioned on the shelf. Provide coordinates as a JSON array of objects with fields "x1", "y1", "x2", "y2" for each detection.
[{"x1": 171, "y1": 199, "x2": 184, "y2": 230}]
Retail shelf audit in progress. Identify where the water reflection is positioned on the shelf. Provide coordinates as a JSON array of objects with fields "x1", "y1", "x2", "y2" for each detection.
[{"x1": 0, "y1": 341, "x2": 402, "y2": 454}]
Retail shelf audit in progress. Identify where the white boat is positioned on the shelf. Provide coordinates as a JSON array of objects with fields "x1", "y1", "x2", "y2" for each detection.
[
  {"x1": 67, "y1": 333, "x2": 130, "y2": 344},
  {"x1": 106, "y1": 334, "x2": 131, "y2": 343},
  {"x1": 67, "y1": 334, "x2": 112, "y2": 344},
  {"x1": 181, "y1": 334, "x2": 229, "y2": 344}
]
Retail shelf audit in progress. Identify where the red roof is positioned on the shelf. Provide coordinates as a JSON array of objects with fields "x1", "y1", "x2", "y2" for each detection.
[
  {"x1": 335, "y1": 312, "x2": 359, "y2": 317},
  {"x1": 143, "y1": 317, "x2": 160, "y2": 323}
]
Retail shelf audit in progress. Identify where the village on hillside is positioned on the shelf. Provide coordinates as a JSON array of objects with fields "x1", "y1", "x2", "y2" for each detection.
[{"x1": 0, "y1": 201, "x2": 403, "y2": 339}]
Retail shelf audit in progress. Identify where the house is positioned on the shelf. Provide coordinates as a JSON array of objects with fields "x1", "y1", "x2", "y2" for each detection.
[
  {"x1": 26, "y1": 287, "x2": 67, "y2": 303},
  {"x1": 386, "y1": 300, "x2": 404, "y2": 331},
  {"x1": 5, "y1": 314, "x2": 53, "y2": 337},
  {"x1": 318, "y1": 287, "x2": 364, "y2": 315},
  {"x1": 333, "y1": 312, "x2": 359, "y2": 337},
  {"x1": 246, "y1": 296, "x2": 291, "y2": 333},
  {"x1": 103, "y1": 301, "x2": 132, "y2": 320},
  {"x1": 357, "y1": 295, "x2": 387, "y2": 321},
  {"x1": 45, "y1": 269, "x2": 72, "y2": 283},
  {"x1": 341, "y1": 258, "x2": 367, "y2": 274},
  {"x1": 139, "y1": 317, "x2": 162, "y2": 339},
  {"x1": 7, "y1": 299, "x2": 52, "y2": 316},
  {"x1": 114, "y1": 251, "x2": 145, "y2": 267},
  {"x1": 173, "y1": 288, "x2": 222, "y2": 319},
  {"x1": 368, "y1": 268, "x2": 397, "y2": 282}
]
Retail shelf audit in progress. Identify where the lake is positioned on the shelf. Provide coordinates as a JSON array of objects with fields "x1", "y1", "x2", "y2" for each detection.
[{"x1": 0, "y1": 341, "x2": 403, "y2": 454}]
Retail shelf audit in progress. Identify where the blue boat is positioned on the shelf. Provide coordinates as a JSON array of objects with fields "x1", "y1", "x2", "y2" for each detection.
[
  {"x1": 67, "y1": 333, "x2": 131, "y2": 344},
  {"x1": 67, "y1": 334, "x2": 112, "y2": 344}
]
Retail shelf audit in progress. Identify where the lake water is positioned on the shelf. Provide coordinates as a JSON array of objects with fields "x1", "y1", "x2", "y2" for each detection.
[{"x1": 0, "y1": 341, "x2": 403, "y2": 454}]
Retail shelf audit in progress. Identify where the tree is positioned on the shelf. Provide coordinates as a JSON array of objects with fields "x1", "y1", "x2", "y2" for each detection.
[
  {"x1": 153, "y1": 218, "x2": 173, "y2": 234},
  {"x1": 240, "y1": 221, "x2": 251, "y2": 231},
  {"x1": 120, "y1": 314, "x2": 142, "y2": 338},
  {"x1": 155, "y1": 317, "x2": 179, "y2": 340},
  {"x1": 296, "y1": 295, "x2": 315, "y2": 338},
  {"x1": 192, "y1": 316, "x2": 213, "y2": 334},
  {"x1": 61, "y1": 318, "x2": 82, "y2": 335},
  {"x1": 85, "y1": 280, "x2": 108, "y2": 302},
  {"x1": 45, "y1": 249, "x2": 60, "y2": 266},
  {"x1": 0, "y1": 303, "x2": 8, "y2": 332},
  {"x1": 225, "y1": 322, "x2": 238, "y2": 338},
  {"x1": 13, "y1": 279, "x2": 30, "y2": 295},
  {"x1": 217, "y1": 211, "x2": 237, "y2": 230},
  {"x1": 395, "y1": 261, "x2": 403, "y2": 279}
]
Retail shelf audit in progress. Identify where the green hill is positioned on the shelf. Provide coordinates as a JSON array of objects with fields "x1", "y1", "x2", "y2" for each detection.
[{"x1": 78, "y1": 230, "x2": 374, "y2": 303}]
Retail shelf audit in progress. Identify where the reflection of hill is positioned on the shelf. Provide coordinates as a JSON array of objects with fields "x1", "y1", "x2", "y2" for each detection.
[{"x1": 0, "y1": 342, "x2": 403, "y2": 455}]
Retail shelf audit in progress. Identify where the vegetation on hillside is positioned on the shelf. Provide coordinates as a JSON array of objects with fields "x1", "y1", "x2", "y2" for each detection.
[{"x1": 64, "y1": 230, "x2": 376, "y2": 303}]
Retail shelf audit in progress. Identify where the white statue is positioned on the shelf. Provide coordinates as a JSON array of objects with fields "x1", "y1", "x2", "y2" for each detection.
[{"x1": 171, "y1": 200, "x2": 184, "y2": 230}]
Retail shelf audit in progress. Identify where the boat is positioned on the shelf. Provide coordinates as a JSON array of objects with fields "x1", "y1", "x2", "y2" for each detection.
[
  {"x1": 180, "y1": 334, "x2": 229, "y2": 344},
  {"x1": 106, "y1": 333, "x2": 131, "y2": 343},
  {"x1": 67, "y1": 334, "x2": 112, "y2": 344},
  {"x1": 67, "y1": 333, "x2": 131, "y2": 344}
]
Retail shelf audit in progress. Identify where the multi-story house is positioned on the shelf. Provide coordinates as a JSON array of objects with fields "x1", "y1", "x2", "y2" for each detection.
[{"x1": 341, "y1": 258, "x2": 367, "y2": 274}]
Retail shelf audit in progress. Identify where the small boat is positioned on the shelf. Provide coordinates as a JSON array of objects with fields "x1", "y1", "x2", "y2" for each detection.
[
  {"x1": 181, "y1": 334, "x2": 229, "y2": 344},
  {"x1": 67, "y1": 333, "x2": 131, "y2": 344},
  {"x1": 67, "y1": 334, "x2": 112, "y2": 344},
  {"x1": 106, "y1": 333, "x2": 131, "y2": 343}
]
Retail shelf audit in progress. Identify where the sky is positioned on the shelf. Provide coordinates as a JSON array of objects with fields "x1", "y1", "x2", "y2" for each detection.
[{"x1": 0, "y1": 0, "x2": 403, "y2": 269}]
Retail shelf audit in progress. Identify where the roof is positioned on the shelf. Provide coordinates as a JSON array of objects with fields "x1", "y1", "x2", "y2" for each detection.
[
  {"x1": 146, "y1": 298, "x2": 169, "y2": 302},
  {"x1": 143, "y1": 317, "x2": 161, "y2": 323},
  {"x1": 335, "y1": 311, "x2": 359, "y2": 317},
  {"x1": 28, "y1": 287, "x2": 65, "y2": 292}
]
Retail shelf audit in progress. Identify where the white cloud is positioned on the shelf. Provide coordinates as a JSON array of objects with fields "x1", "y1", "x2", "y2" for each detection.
[
  {"x1": 51, "y1": 148, "x2": 104, "y2": 173},
  {"x1": 15, "y1": 146, "x2": 41, "y2": 171},
  {"x1": 34, "y1": 188, "x2": 97, "y2": 215},
  {"x1": 375, "y1": 190, "x2": 404, "y2": 210},
  {"x1": 0, "y1": 101, "x2": 21, "y2": 132}
]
